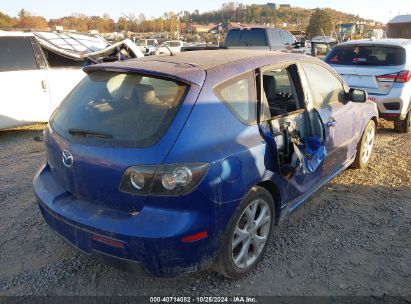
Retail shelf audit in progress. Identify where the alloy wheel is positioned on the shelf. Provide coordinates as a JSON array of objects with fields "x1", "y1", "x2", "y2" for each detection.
[
  {"x1": 232, "y1": 199, "x2": 272, "y2": 269},
  {"x1": 362, "y1": 125, "x2": 375, "y2": 164}
]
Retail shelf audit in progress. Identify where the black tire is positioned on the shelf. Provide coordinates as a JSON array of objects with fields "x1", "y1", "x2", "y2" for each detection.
[
  {"x1": 394, "y1": 111, "x2": 411, "y2": 133},
  {"x1": 214, "y1": 186, "x2": 275, "y2": 279},
  {"x1": 352, "y1": 120, "x2": 376, "y2": 169}
]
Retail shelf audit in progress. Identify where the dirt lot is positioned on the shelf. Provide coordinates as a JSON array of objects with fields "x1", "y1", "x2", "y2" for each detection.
[{"x1": 0, "y1": 120, "x2": 410, "y2": 296}]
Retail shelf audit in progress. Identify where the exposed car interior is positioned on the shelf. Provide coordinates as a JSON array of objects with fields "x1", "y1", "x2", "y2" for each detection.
[
  {"x1": 262, "y1": 67, "x2": 299, "y2": 117},
  {"x1": 260, "y1": 65, "x2": 326, "y2": 177}
]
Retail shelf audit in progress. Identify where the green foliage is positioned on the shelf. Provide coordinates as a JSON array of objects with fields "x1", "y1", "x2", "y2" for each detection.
[
  {"x1": 306, "y1": 8, "x2": 333, "y2": 37},
  {"x1": 0, "y1": 12, "x2": 15, "y2": 28}
]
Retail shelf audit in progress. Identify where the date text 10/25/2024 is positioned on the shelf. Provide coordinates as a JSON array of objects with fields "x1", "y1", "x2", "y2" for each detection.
[{"x1": 149, "y1": 296, "x2": 257, "y2": 303}]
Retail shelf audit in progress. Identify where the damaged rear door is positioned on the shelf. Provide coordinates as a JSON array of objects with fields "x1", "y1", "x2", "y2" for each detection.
[{"x1": 257, "y1": 63, "x2": 327, "y2": 206}]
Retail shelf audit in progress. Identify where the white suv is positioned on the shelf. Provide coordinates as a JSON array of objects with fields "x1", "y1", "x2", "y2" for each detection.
[{"x1": 326, "y1": 39, "x2": 411, "y2": 133}]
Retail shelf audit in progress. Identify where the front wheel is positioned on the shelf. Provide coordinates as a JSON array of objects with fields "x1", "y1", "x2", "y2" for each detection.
[
  {"x1": 352, "y1": 120, "x2": 376, "y2": 169},
  {"x1": 214, "y1": 186, "x2": 275, "y2": 279},
  {"x1": 394, "y1": 111, "x2": 411, "y2": 133}
]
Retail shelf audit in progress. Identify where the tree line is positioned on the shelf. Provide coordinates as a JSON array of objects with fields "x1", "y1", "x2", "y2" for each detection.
[{"x1": 0, "y1": 3, "x2": 378, "y2": 37}]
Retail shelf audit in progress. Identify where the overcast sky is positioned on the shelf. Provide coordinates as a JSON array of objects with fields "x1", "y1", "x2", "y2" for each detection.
[{"x1": 2, "y1": 0, "x2": 409, "y2": 23}]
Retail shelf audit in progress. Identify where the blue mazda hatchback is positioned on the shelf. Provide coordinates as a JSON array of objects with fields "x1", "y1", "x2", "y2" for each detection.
[{"x1": 34, "y1": 50, "x2": 378, "y2": 278}]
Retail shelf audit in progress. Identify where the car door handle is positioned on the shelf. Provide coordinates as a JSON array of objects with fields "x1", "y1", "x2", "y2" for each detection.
[
  {"x1": 41, "y1": 80, "x2": 47, "y2": 91},
  {"x1": 327, "y1": 119, "x2": 337, "y2": 127}
]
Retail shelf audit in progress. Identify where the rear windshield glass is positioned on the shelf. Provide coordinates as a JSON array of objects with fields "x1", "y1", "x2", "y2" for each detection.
[
  {"x1": 51, "y1": 71, "x2": 188, "y2": 147},
  {"x1": 325, "y1": 45, "x2": 406, "y2": 66},
  {"x1": 225, "y1": 29, "x2": 267, "y2": 47}
]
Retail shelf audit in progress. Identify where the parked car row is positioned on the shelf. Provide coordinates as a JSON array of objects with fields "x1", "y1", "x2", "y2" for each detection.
[{"x1": 136, "y1": 39, "x2": 200, "y2": 55}]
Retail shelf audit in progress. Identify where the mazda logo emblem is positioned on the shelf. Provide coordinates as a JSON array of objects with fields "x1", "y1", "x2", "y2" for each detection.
[{"x1": 62, "y1": 150, "x2": 74, "y2": 168}]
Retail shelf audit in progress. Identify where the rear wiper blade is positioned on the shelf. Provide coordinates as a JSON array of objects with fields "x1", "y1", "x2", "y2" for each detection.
[{"x1": 68, "y1": 129, "x2": 113, "y2": 139}]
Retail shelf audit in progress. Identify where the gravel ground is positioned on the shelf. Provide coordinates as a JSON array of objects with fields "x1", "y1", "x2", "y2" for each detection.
[{"x1": 0, "y1": 120, "x2": 410, "y2": 297}]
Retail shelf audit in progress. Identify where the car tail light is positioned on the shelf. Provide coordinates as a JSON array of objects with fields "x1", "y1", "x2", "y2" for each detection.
[
  {"x1": 376, "y1": 70, "x2": 411, "y2": 83},
  {"x1": 119, "y1": 163, "x2": 209, "y2": 196}
]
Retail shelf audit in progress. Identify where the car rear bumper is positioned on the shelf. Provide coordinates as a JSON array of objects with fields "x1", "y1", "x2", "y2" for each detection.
[
  {"x1": 369, "y1": 88, "x2": 410, "y2": 120},
  {"x1": 33, "y1": 163, "x2": 224, "y2": 277}
]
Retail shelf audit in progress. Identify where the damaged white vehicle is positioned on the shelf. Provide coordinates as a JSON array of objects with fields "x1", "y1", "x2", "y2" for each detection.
[{"x1": 0, "y1": 30, "x2": 144, "y2": 129}]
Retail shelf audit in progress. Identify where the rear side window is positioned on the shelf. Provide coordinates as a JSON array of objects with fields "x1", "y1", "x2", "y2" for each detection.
[
  {"x1": 215, "y1": 72, "x2": 256, "y2": 124},
  {"x1": 225, "y1": 29, "x2": 267, "y2": 47},
  {"x1": 51, "y1": 72, "x2": 188, "y2": 147},
  {"x1": 301, "y1": 63, "x2": 345, "y2": 109},
  {"x1": 325, "y1": 45, "x2": 406, "y2": 66},
  {"x1": 0, "y1": 37, "x2": 38, "y2": 71}
]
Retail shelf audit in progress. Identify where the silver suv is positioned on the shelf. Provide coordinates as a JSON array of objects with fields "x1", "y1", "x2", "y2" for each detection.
[{"x1": 326, "y1": 39, "x2": 411, "y2": 133}]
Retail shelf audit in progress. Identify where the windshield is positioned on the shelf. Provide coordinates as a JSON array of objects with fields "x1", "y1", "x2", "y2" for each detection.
[
  {"x1": 225, "y1": 29, "x2": 268, "y2": 47},
  {"x1": 325, "y1": 45, "x2": 406, "y2": 66},
  {"x1": 51, "y1": 71, "x2": 188, "y2": 147},
  {"x1": 338, "y1": 24, "x2": 354, "y2": 34}
]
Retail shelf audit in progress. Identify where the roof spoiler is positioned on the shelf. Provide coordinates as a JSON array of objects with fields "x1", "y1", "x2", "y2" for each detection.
[{"x1": 83, "y1": 65, "x2": 203, "y2": 86}]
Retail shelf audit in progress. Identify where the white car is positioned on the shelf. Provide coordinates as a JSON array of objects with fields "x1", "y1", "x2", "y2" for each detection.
[
  {"x1": 326, "y1": 39, "x2": 411, "y2": 133},
  {"x1": 0, "y1": 32, "x2": 86, "y2": 130},
  {"x1": 136, "y1": 39, "x2": 159, "y2": 55},
  {"x1": 158, "y1": 40, "x2": 190, "y2": 54},
  {"x1": 0, "y1": 31, "x2": 143, "y2": 130}
]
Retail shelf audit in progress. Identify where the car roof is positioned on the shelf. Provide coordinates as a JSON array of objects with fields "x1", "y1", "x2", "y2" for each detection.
[
  {"x1": 140, "y1": 50, "x2": 281, "y2": 69},
  {"x1": 388, "y1": 15, "x2": 411, "y2": 24},
  {"x1": 84, "y1": 50, "x2": 310, "y2": 86},
  {"x1": 336, "y1": 38, "x2": 411, "y2": 48},
  {"x1": 0, "y1": 30, "x2": 33, "y2": 37}
]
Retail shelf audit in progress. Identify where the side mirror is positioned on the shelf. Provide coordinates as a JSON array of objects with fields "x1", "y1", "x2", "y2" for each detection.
[
  {"x1": 292, "y1": 39, "x2": 306, "y2": 48},
  {"x1": 349, "y1": 88, "x2": 367, "y2": 103}
]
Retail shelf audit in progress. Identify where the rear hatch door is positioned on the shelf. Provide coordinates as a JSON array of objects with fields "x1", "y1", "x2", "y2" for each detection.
[
  {"x1": 46, "y1": 67, "x2": 205, "y2": 213},
  {"x1": 333, "y1": 65, "x2": 405, "y2": 95},
  {"x1": 326, "y1": 44, "x2": 407, "y2": 95}
]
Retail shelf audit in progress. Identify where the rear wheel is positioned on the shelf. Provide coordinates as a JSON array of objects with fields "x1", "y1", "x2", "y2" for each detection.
[
  {"x1": 394, "y1": 111, "x2": 411, "y2": 133},
  {"x1": 214, "y1": 186, "x2": 274, "y2": 279},
  {"x1": 352, "y1": 120, "x2": 376, "y2": 169}
]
